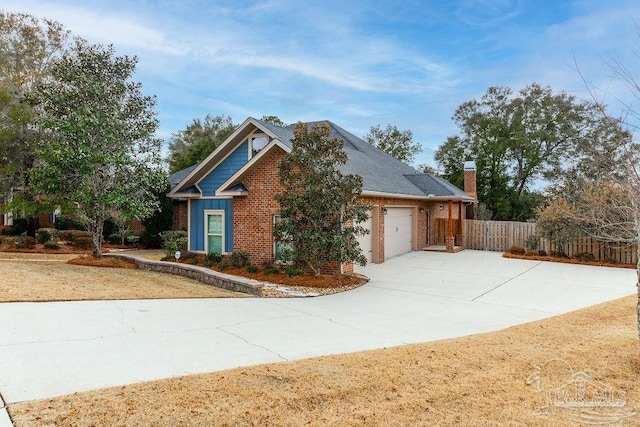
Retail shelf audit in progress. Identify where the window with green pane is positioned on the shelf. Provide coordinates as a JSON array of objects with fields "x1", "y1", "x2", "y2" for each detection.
[{"x1": 206, "y1": 212, "x2": 223, "y2": 254}]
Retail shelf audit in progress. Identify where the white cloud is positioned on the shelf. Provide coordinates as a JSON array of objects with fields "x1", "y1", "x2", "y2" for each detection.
[{"x1": 4, "y1": 0, "x2": 183, "y2": 55}]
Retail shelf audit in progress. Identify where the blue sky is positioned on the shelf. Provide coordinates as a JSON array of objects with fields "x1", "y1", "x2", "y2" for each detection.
[{"x1": 5, "y1": 0, "x2": 640, "y2": 167}]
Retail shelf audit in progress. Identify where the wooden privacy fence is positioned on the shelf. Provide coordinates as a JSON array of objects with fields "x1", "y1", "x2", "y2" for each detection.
[
  {"x1": 434, "y1": 219, "x2": 462, "y2": 244},
  {"x1": 463, "y1": 219, "x2": 638, "y2": 265}
]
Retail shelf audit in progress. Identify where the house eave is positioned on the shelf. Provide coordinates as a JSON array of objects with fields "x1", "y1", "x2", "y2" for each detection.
[{"x1": 361, "y1": 190, "x2": 474, "y2": 202}]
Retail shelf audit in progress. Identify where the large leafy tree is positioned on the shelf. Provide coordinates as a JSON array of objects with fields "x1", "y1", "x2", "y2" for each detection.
[
  {"x1": 260, "y1": 115, "x2": 285, "y2": 127},
  {"x1": 365, "y1": 124, "x2": 422, "y2": 165},
  {"x1": 274, "y1": 122, "x2": 370, "y2": 277},
  {"x1": 435, "y1": 83, "x2": 607, "y2": 220},
  {"x1": 167, "y1": 114, "x2": 236, "y2": 174},
  {"x1": 32, "y1": 39, "x2": 165, "y2": 257},
  {"x1": 0, "y1": 12, "x2": 69, "y2": 230}
]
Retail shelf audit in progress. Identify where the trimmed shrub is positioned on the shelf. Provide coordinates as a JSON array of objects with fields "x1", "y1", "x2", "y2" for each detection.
[
  {"x1": 44, "y1": 242, "x2": 61, "y2": 250},
  {"x1": 126, "y1": 235, "x2": 140, "y2": 245},
  {"x1": 218, "y1": 262, "x2": 229, "y2": 271},
  {"x1": 60, "y1": 230, "x2": 91, "y2": 243},
  {"x1": 246, "y1": 265, "x2": 258, "y2": 273},
  {"x1": 187, "y1": 259, "x2": 199, "y2": 265},
  {"x1": 263, "y1": 267, "x2": 280, "y2": 275},
  {"x1": 36, "y1": 228, "x2": 54, "y2": 244},
  {"x1": 507, "y1": 246, "x2": 525, "y2": 255},
  {"x1": 205, "y1": 252, "x2": 223, "y2": 263},
  {"x1": 1, "y1": 226, "x2": 15, "y2": 236},
  {"x1": 73, "y1": 237, "x2": 94, "y2": 249},
  {"x1": 204, "y1": 260, "x2": 214, "y2": 268},
  {"x1": 14, "y1": 236, "x2": 36, "y2": 249},
  {"x1": 286, "y1": 268, "x2": 303, "y2": 277},
  {"x1": 230, "y1": 251, "x2": 250, "y2": 268}
]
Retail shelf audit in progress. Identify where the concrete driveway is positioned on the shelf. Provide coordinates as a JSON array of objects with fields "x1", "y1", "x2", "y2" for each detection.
[{"x1": 0, "y1": 250, "x2": 635, "y2": 407}]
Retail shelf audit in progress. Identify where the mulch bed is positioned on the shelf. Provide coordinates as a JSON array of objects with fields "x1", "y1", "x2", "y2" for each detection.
[
  {"x1": 67, "y1": 256, "x2": 139, "y2": 269},
  {"x1": 503, "y1": 251, "x2": 636, "y2": 269}
]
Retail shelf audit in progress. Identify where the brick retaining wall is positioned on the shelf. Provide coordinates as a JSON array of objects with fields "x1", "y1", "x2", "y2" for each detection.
[{"x1": 106, "y1": 254, "x2": 263, "y2": 297}]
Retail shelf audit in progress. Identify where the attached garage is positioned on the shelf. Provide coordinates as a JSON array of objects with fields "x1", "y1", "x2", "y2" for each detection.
[
  {"x1": 384, "y1": 207, "x2": 414, "y2": 259},
  {"x1": 356, "y1": 210, "x2": 373, "y2": 263}
]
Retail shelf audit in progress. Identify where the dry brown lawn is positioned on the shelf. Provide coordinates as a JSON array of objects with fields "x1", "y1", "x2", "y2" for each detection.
[
  {"x1": 8, "y1": 295, "x2": 640, "y2": 426},
  {"x1": 0, "y1": 252, "x2": 249, "y2": 301}
]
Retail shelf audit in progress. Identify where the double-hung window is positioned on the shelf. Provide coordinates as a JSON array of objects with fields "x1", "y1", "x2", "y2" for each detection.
[{"x1": 205, "y1": 210, "x2": 224, "y2": 254}]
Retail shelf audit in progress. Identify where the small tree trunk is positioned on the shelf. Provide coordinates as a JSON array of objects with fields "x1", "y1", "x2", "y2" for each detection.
[
  {"x1": 27, "y1": 216, "x2": 37, "y2": 238},
  {"x1": 89, "y1": 212, "x2": 106, "y2": 258}
]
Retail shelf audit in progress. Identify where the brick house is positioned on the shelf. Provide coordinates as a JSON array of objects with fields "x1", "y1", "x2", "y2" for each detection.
[{"x1": 168, "y1": 117, "x2": 475, "y2": 270}]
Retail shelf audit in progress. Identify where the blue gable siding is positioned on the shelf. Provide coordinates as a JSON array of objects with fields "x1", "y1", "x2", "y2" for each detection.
[
  {"x1": 198, "y1": 141, "x2": 248, "y2": 196},
  {"x1": 189, "y1": 198, "x2": 234, "y2": 252}
]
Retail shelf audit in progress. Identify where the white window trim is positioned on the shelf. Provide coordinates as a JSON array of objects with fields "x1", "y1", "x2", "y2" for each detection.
[
  {"x1": 204, "y1": 209, "x2": 225, "y2": 254},
  {"x1": 248, "y1": 132, "x2": 268, "y2": 159}
]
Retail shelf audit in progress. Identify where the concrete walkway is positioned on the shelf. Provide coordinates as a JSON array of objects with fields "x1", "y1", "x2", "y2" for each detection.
[{"x1": 0, "y1": 250, "x2": 635, "y2": 412}]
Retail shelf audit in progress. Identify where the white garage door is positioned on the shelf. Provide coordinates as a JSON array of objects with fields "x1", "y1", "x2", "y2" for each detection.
[
  {"x1": 384, "y1": 207, "x2": 413, "y2": 259},
  {"x1": 356, "y1": 211, "x2": 373, "y2": 263}
]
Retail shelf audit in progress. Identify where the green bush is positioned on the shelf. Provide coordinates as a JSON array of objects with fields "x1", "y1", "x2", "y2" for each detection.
[
  {"x1": 524, "y1": 235, "x2": 540, "y2": 252},
  {"x1": 1, "y1": 226, "x2": 14, "y2": 236},
  {"x1": 60, "y1": 230, "x2": 91, "y2": 243},
  {"x1": 286, "y1": 268, "x2": 303, "y2": 277},
  {"x1": 507, "y1": 246, "x2": 525, "y2": 255},
  {"x1": 246, "y1": 265, "x2": 258, "y2": 273},
  {"x1": 36, "y1": 228, "x2": 55, "y2": 244},
  {"x1": 44, "y1": 242, "x2": 61, "y2": 250},
  {"x1": 230, "y1": 251, "x2": 250, "y2": 268},
  {"x1": 204, "y1": 260, "x2": 213, "y2": 268},
  {"x1": 126, "y1": 235, "x2": 140, "y2": 245},
  {"x1": 218, "y1": 262, "x2": 229, "y2": 271},
  {"x1": 14, "y1": 236, "x2": 36, "y2": 249},
  {"x1": 205, "y1": 252, "x2": 223, "y2": 263},
  {"x1": 162, "y1": 230, "x2": 188, "y2": 258},
  {"x1": 263, "y1": 267, "x2": 280, "y2": 275},
  {"x1": 73, "y1": 237, "x2": 94, "y2": 249},
  {"x1": 187, "y1": 259, "x2": 199, "y2": 265}
]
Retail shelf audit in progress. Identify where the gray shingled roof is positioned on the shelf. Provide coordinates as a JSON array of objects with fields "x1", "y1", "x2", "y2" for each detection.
[
  {"x1": 288, "y1": 121, "x2": 471, "y2": 199},
  {"x1": 169, "y1": 118, "x2": 472, "y2": 201},
  {"x1": 404, "y1": 174, "x2": 470, "y2": 198},
  {"x1": 168, "y1": 164, "x2": 197, "y2": 189}
]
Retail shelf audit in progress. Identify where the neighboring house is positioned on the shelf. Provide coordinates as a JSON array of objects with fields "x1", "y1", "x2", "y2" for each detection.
[
  {"x1": 168, "y1": 117, "x2": 476, "y2": 271},
  {"x1": 168, "y1": 164, "x2": 197, "y2": 231}
]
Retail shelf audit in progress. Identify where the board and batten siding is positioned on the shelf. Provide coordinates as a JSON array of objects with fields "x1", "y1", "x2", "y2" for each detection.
[
  {"x1": 189, "y1": 198, "x2": 234, "y2": 252},
  {"x1": 197, "y1": 141, "x2": 249, "y2": 196}
]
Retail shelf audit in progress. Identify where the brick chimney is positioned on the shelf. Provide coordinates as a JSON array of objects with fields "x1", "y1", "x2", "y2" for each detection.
[{"x1": 463, "y1": 161, "x2": 477, "y2": 202}]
